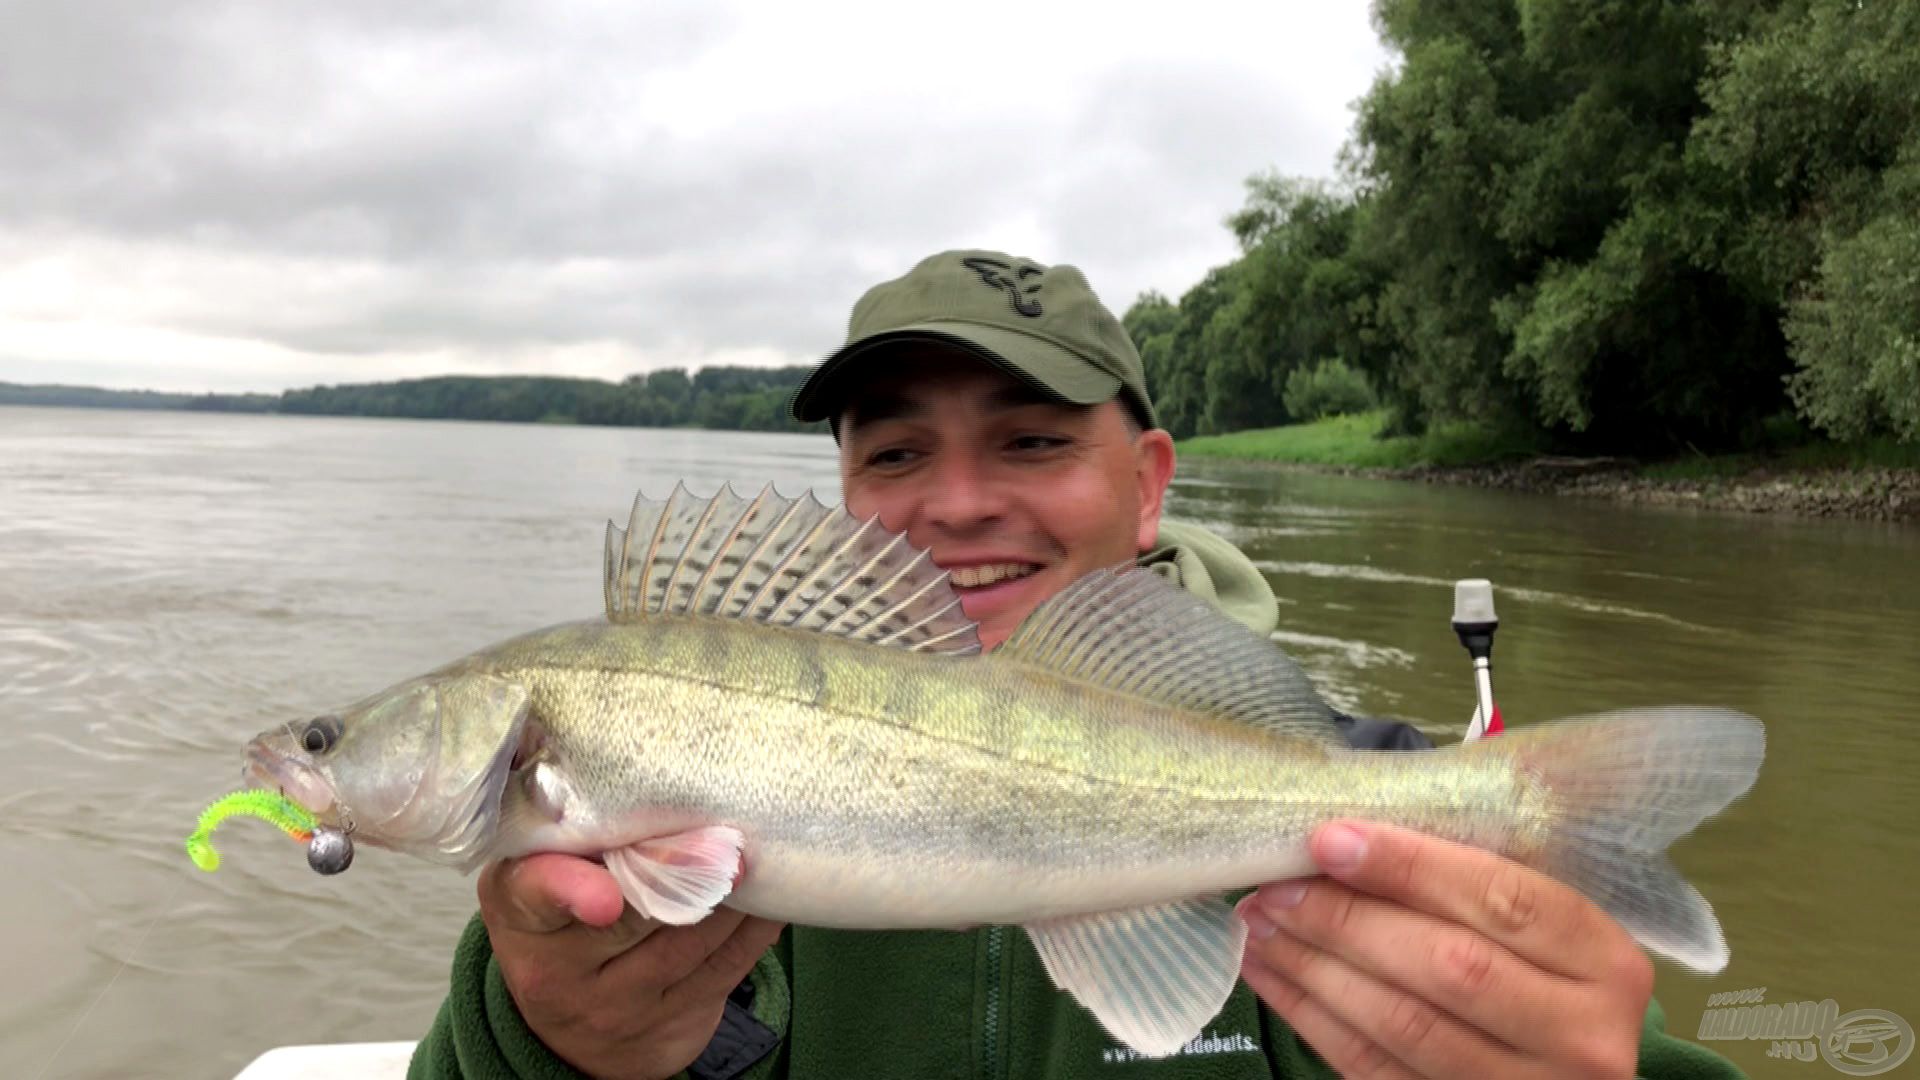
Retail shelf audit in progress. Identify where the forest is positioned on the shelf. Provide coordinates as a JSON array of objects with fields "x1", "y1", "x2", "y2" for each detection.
[{"x1": 1125, "y1": 0, "x2": 1919, "y2": 453}]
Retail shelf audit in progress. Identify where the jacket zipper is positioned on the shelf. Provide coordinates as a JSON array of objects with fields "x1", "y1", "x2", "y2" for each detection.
[{"x1": 982, "y1": 925, "x2": 1004, "y2": 1080}]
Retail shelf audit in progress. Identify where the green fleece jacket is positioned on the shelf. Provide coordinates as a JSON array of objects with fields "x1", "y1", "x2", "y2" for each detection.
[{"x1": 410, "y1": 520, "x2": 1744, "y2": 1080}]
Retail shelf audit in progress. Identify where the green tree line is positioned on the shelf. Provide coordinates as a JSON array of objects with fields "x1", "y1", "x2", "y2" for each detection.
[
  {"x1": 3, "y1": 367, "x2": 825, "y2": 433},
  {"x1": 1126, "y1": 0, "x2": 1920, "y2": 452},
  {"x1": 0, "y1": 382, "x2": 280, "y2": 412},
  {"x1": 279, "y1": 368, "x2": 820, "y2": 432}
]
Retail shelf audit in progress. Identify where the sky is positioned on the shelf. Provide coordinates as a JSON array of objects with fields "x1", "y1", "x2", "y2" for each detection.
[{"x1": 0, "y1": 1, "x2": 1391, "y2": 394}]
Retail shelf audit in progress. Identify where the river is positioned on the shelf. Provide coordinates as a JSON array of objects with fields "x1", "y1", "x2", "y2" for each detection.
[{"x1": 2, "y1": 405, "x2": 1913, "y2": 1079}]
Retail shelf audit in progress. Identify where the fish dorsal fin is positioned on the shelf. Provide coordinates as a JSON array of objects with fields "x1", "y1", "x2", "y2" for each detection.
[
  {"x1": 997, "y1": 567, "x2": 1339, "y2": 741},
  {"x1": 603, "y1": 483, "x2": 981, "y2": 655}
]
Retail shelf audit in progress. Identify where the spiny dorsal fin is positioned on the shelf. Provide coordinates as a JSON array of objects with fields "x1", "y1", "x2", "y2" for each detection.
[
  {"x1": 603, "y1": 483, "x2": 981, "y2": 655},
  {"x1": 998, "y1": 568, "x2": 1339, "y2": 741}
]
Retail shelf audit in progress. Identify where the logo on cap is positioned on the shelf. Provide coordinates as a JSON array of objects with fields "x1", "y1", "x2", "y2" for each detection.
[{"x1": 962, "y1": 256, "x2": 1044, "y2": 318}]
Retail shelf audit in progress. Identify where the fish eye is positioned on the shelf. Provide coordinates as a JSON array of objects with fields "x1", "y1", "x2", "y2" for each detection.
[{"x1": 301, "y1": 715, "x2": 342, "y2": 755}]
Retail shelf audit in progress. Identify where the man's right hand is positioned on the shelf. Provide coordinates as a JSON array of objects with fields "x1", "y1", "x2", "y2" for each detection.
[{"x1": 478, "y1": 853, "x2": 786, "y2": 1080}]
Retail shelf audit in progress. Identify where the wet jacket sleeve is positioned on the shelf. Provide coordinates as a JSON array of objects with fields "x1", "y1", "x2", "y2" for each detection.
[{"x1": 407, "y1": 913, "x2": 789, "y2": 1080}]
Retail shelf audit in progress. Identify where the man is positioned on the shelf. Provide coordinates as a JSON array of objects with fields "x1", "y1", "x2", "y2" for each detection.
[{"x1": 411, "y1": 251, "x2": 1742, "y2": 1079}]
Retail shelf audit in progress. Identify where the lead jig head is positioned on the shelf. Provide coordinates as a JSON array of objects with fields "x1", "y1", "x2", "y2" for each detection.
[{"x1": 307, "y1": 827, "x2": 354, "y2": 875}]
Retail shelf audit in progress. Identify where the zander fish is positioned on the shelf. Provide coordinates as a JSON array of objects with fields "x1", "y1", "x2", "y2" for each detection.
[{"x1": 243, "y1": 484, "x2": 1764, "y2": 1057}]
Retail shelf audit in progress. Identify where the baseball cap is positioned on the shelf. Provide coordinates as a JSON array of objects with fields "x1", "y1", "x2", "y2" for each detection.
[{"x1": 788, "y1": 249, "x2": 1158, "y2": 431}]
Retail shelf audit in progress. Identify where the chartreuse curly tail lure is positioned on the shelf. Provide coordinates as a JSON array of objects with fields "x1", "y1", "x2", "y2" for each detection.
[{"x1": 185, "y1": 789, "x2": 317, "y2": 871}]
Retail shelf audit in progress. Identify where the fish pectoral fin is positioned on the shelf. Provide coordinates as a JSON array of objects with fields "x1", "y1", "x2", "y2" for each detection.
[
  {"x1": 603, "y1": 825, "x2": 745, "y2": 925},
  {"x1": 1024, "y1": 897, "x2": 1248, "y2": 1059}
]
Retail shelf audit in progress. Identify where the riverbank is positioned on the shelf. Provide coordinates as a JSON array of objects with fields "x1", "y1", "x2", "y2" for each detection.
[{"x1": 1179, "y1": 413, "x2": 1920, "y2": 523}]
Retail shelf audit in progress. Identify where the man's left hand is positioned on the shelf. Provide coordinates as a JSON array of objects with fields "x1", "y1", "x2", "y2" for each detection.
[{"x1": 1236, "y1": 821, "x2": 1654, "y2": 1080}]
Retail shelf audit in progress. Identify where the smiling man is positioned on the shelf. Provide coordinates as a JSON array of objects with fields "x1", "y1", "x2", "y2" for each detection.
[
  {"x1": 833, "y1": 354, "x2": 1152, "y2": 650},
  {"x1": 410, "y1": 251, "x2": 1743, "y2": 1080}
]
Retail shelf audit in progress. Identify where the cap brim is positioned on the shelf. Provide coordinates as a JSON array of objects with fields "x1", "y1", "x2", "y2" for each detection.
[{"x1": 789, "y1": 322, "x2": 1122, "y2": 423}]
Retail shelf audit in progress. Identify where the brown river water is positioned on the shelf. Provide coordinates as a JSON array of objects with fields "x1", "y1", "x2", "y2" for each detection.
[{"x1": 2, "y1": 405, "x2": 1914, "y2": 1079}]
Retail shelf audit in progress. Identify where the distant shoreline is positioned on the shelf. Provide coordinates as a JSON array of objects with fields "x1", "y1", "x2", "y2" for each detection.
[
  {"x1": 1179, "y1": 413, "x2": 1920, "y2": 524},
  {"x1": 0, "y1": 399, "x2": 832, "y2": 438},
  {"x1": 0, "y1": 372, "x2": 824, "y2": 435},
  {"x1": 14, "y1": 388, "x2": 1912, "y2": 521},
  {"x1": 1227, "y1": 457, "x2": 1919, "y2": 523},
  {"x1": 0, "y1": 382, "x2": 278, "y2": 413}
]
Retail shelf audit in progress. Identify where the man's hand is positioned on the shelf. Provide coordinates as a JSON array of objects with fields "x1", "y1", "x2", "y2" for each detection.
[
  {"x1": 1236, "y1": 821, "x2": 1654, "y2": 1080},
  {"x1": 478, "y1": 853, "x2": 786, "y2": 1080}
]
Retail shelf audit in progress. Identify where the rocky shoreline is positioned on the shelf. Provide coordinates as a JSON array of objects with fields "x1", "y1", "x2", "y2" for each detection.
[{"x1": 1276, "y1": 457, "x2": 1919, "y2": 523}]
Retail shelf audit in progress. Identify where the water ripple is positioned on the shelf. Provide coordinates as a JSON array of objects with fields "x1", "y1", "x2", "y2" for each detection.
[{"x1": 1256, "y1": 559, "x2": 1724, "y2": 633}]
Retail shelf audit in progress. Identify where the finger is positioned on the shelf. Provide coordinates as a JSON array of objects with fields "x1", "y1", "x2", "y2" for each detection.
[
  {"x1": 664, "y1": 916, "x2": 786, "y2": 1008},
  {"x1": 1306, "y1": 821, "x2": 1627, "y2": 979},
  {"x1": 1238, "y1": 932, "x2": 1423, "y2": 1080},
  {"x1": 480, "y1": 853, "x2": 628, "y2": 932},
  {"x1": 581, "y1": 899, "x2": 667, "y2": 955},
  {"x1": 603, "y1": 906, "x2": 751, "y2": 986},
  {"x1": 480, "y1": 855, "x2": 655, "y2": 966},
  {"x1": 1248, "y1": 877, "x2": 1583, "y2": 1054},
  {"x1": 1241, "y1": 902, "x2": 1530, "y2": 1080}
]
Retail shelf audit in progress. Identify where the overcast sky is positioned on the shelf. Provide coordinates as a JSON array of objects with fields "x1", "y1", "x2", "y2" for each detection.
[{"x1": 0, "y1": 1, "x2": 1390, "y2": 393}]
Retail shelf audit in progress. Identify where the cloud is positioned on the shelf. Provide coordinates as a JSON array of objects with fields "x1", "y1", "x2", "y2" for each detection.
[{"x1": 0, "y1": 0, "x2": 1389, "y2": 392}]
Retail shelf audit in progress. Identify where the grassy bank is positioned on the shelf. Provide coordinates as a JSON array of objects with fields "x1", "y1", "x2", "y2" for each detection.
[
  {"x1": 1178, "y1": 411, "x2": 1544, "y2": 469},
  {"x1": 1638, "y1": 437, "x2": 1920, "y2": 479},
  {"x1": 1177, "y1": 412, "x2": 1920, "y2": 522}
]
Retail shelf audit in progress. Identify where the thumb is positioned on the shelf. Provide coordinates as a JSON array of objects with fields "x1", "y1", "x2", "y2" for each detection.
[{"x1": 481, "y1": 853, "x2": 626, "y2": 933}]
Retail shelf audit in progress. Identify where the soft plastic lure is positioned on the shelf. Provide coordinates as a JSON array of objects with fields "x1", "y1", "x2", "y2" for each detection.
[{"x1": 185, "y1": 789, "x2": 317, "y2": 872}]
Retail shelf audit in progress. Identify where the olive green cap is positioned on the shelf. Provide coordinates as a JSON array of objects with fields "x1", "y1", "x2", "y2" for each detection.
[{"x1": 789, "y1": 249, "x2": 1158, "y2": 430}]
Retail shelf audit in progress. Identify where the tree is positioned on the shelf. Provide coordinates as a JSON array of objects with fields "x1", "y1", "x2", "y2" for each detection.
[
  {"x1": 1135, "y1": 0, "x2": 1918, "y2": 451},
  {"x1": 1124, "y1": 177, "x2": 1383, "y2": 438},
  {"x1": 647, "y1": 368, "x2": 693, "y2": 408},
  {"x1": 1339, "y1": 0, "x2": 1810, "y2": 450},
  {"x1": 1693, "y1": 0, "x2": 1920, "y2": 441},
  {"x1": 1284, "y1": 359, "x2": 1377, "y2": 421}
]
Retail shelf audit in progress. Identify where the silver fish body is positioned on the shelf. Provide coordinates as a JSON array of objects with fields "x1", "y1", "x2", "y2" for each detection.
[{"x1": 428, "y1": 615, "x2": 1539, "y2": 930}]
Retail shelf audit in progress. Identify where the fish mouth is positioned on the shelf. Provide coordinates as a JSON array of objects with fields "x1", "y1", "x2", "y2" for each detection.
[{"x1": 244, "y1": 741, "x2": 338, "y2": 819}]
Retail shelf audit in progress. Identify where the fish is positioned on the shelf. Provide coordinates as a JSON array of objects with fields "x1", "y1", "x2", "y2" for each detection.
[{"x1": 243, "y1": 483, "x2": 1765, "y2": 1057}]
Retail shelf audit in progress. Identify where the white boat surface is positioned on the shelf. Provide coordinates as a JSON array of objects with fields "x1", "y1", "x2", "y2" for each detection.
[{"x1": 233, "y1": 1041, "x2": 417, "y2": 1079}]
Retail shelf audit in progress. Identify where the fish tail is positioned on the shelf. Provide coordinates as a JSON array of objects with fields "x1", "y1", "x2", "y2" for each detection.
[{"x1": 1474, "y1": 706, "x2": 1763, "y2": 972}]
